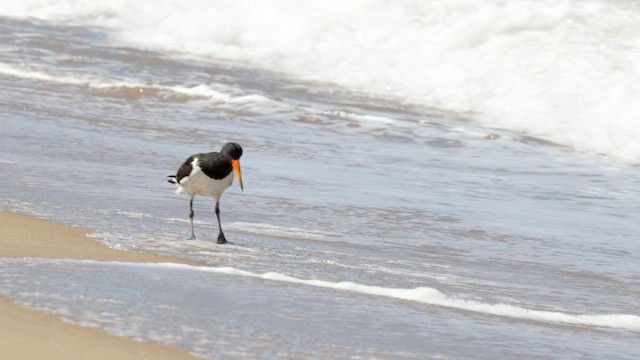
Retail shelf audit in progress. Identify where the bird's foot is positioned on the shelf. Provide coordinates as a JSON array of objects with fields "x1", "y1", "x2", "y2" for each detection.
[
  {"x1": 217, "y1": 233, "x2": 227, "y2": 245},
  {"x1": 188, "y1": 234, "x2": 196, "y2": 240}
]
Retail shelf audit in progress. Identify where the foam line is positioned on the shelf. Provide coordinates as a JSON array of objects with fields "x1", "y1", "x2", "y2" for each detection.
[
  {"x1": 0, "y1": 63, "x2": 260, "y2": 103},
  {"x1": 227, "y1": 222, "x2": 340, "y2": 241},
  {"x1": 70, "y1": 260, "x2": 640, "y2": 332}
]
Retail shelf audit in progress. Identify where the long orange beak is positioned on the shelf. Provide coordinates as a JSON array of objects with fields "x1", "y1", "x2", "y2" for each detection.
[{"x1": 231, "y1": 159, "x2": 243, "y2": 191}]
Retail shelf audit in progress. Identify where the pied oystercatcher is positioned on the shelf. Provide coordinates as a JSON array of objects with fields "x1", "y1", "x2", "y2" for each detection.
[{"x1": 168, "y1": 142, "x2": 244, "y2": 244}]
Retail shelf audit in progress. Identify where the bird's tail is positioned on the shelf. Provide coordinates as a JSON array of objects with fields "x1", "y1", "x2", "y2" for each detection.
[{"x1": 167, "y1": 175, "x2": 183, "y2": 194}]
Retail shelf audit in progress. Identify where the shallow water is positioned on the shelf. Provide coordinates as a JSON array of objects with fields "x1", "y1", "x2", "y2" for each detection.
[{"x1": 1, "y1": 14, "x2": 639, "y2": 359}]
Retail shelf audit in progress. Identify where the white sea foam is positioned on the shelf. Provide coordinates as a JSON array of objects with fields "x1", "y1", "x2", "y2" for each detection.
[
  {"x1": 3, "y1": 1, "x2": 640, "y2": 161},
  {"x1": 184, "y1": 264, "x2": 640, "y2": 331},
  {"x1": 227, "y1": 222, "x2": 341, "y2": 241},
  {"x1": 328, "y1": 110, "x2": 396, "y2": 125},
  {"x1": 0, "y1": 62, "x2": 264, "y2": 104},
  {"x1": 49, "y1": 260, "x2": 636, "y2": 332},
  {"x1": 0, "y1": 62, "x2": 99, "y2": 86}
]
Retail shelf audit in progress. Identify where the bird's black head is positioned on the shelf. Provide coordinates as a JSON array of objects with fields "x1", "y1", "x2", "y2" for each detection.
[
  {"x1": 221, "y1": 142, "x2": 243, "y2": 160},
  {"x1": 221, "y1": 142, "x2": 244, "y2": 191}
]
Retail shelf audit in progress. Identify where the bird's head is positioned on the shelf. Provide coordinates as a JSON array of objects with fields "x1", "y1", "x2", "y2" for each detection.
[{"x1": 221, "y1": 142, "x2": 243, "y2": 191}]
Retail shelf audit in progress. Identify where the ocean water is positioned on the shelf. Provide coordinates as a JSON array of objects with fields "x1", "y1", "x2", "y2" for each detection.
[{"x1": 1, "y1": 1, "x2": 639, "y2": 358}]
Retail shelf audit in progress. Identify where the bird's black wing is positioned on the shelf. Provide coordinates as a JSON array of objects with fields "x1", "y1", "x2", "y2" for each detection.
[
  {"x1": 174, "y1": 155, "x2": 196, "y2": 183},
  {"x1": 197, "y1": 152, "x2": 233, "y2": 180}
]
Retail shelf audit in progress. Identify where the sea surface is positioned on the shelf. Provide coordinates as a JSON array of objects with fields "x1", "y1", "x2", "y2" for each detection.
[{"x1": 1, "y1": 1, "x2": 640, "y2": 359}]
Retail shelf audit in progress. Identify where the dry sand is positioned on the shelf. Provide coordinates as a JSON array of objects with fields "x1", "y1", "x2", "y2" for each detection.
[{"x1": 0, "y1": 211, "x2": 199, "y2": 360}]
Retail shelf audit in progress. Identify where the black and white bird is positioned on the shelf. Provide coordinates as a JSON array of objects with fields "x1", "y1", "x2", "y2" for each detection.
[{"x1": 168, "y1": 142, "x2": 244, "y2": 244}]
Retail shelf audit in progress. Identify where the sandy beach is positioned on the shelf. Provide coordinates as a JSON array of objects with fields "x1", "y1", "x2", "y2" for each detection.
[{"x1": 0, "y1": 211, "x2": 198, "y2": 360}]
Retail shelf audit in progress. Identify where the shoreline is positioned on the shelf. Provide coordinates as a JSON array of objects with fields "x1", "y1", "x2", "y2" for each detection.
[{"x1": 0, "y1": 211, "x2": 199, "y2": 360}]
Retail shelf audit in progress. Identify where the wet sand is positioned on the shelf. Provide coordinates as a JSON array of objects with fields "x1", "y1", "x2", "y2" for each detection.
[{"x1": 0, "y1": 211, "x2": 198, "y2": 360}]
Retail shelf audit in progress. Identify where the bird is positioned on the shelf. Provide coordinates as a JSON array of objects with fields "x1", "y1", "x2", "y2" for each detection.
[{"x1": 168, "y1": 142, "x2": 244, "y2": 244}]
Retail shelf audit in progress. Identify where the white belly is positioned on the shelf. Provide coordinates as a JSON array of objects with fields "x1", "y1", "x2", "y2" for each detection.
[{"x1": 178, "y1": 166, "x2": 234, "y2": 199}]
